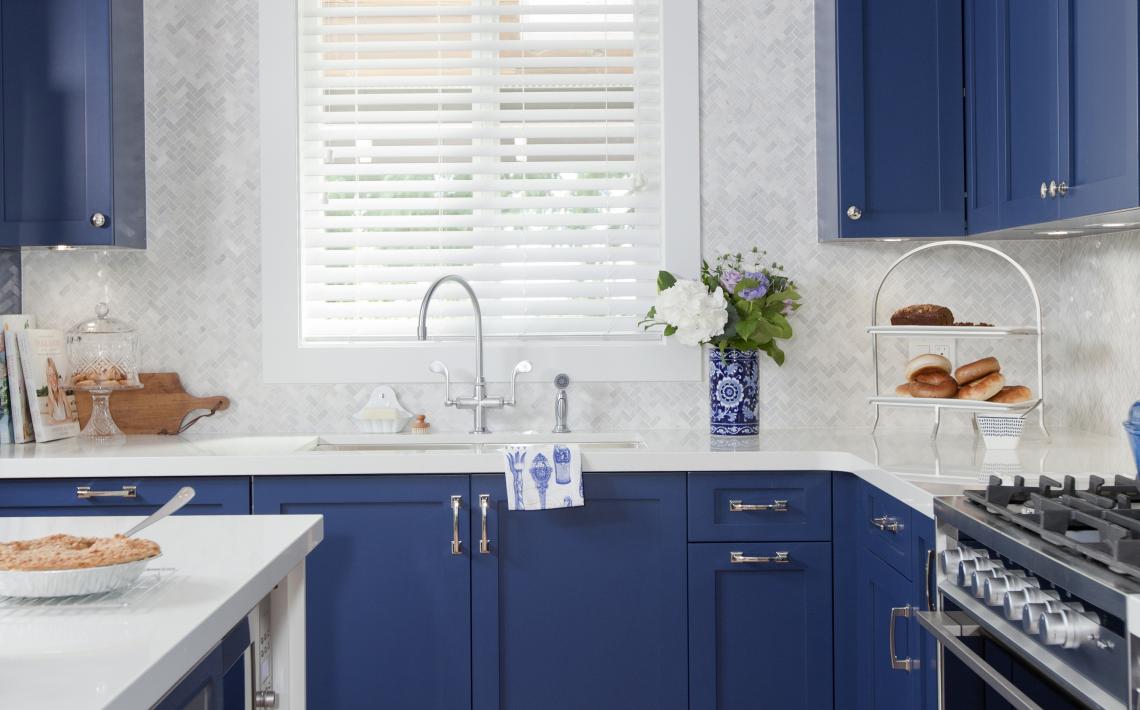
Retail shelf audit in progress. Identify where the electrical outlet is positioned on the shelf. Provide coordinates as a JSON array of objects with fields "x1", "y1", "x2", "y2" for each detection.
[
  {"x1": 907, "y1": 342, "x2": 930, "y2": 360},
  {"x1": 929, "y1": 340, "x2": 955, "y2": 365}
]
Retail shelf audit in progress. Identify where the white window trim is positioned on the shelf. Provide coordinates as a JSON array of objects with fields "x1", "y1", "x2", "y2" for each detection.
[{"x1": 259, "y1": 0, "x2": 701, "y2": 385}]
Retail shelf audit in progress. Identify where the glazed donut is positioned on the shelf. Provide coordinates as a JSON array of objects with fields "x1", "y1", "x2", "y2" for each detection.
[
  {"x1": 905, "y1": 354, "x2": 952, "y2": 381},
  {"x1": 988, "y1": 385, "x2": 1032, "y2": 404},
  {"x1": 908, "y1": 371, "x2": 958, "y2": 399},
  {"x1": 956, "y1": 372, "x2": 1005, "y2": 401},
  {"x1": 954, "y1": 357, "x2": 1000, "y2": 384}
]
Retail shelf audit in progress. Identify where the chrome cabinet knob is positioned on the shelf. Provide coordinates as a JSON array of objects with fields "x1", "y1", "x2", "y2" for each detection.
[
  {"x1": 1003, "y1": 587, "x2": 1058, "y2": 621},
  {"x1": 1048, "y1": 180, "x2": 1059, "y2": 198},
  {"x1": 1057, "y1": 181, "x2": 1068, "y2": 197},
  {"x1": 846, "y1": 205, "x2": 862, "y2": 220},
  {"x1": 90, "y1": 212, "x2": 108, "y2": 228},
  {"x1": 1040, "y1": 181, "x2": 1049, "y2": 199}
]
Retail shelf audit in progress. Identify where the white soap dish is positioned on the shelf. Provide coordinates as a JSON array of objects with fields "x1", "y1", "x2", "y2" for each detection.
[{"x1": 353, "y1": 386, "x2": 414, "y2": 434}]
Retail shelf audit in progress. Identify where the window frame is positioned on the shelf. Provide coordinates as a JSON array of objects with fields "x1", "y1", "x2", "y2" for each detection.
[{"x1": 259, "y1": 0, "x2": 700, "y2": 384}]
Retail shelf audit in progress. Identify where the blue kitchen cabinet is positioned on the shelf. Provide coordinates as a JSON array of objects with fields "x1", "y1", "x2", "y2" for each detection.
[
  {"x1": 469, "y1": 473, "x2": 687, "y2": 710},
  {"x1": 0, "y1": 477, "x2": 249, "y2": 516},
  {"x1": 155, "y1": 619, "x2": 250, "y2": 710},
  {"x1": 966, "y1": 0, "x2": 1138, "y2": 232},
  {"x1": 0, "y1": 0, "x2": 145, "y2": 248},
  {"x1": 854, "y1": 547, "x2": 920, "y2": 709},
  {"x1": 253, "y1": 475, "x2": 472, "y2": 710},
  {"x1": 688, "y1": 541, "x2": 833, "y2": 710},
  {"x1": 817, "y1": 0, "x2": 965, "y2": 239}
]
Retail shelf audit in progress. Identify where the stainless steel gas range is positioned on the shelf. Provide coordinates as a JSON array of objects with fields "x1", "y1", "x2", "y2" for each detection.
[{"x1": 930, "y1": 475, "x2": 1140, "y2": 709}]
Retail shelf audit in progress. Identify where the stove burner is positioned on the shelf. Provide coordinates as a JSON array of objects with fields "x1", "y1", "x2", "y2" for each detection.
[{"x1": 964, "y1": 475, "x2": 1140, "y2": 578}]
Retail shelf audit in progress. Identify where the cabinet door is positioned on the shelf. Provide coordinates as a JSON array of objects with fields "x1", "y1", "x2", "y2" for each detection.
[
  {"x1": 689, "y1": 541, "x2": 833, "y2": 710},
  {"x1": 254, "y1": 475, "x2": 472, "y2": 710},
  {"x1": 1058, "y1": 0, "x2": 1139, "y2": 218},
  {"x1": 0, "y1": 477, "x2": 249, "y2": 516},
  {"x1": 0, "y1": 0, "x2": 112, "y2": 247},
  {"x1": 966, "y1": 0, "x2": 1063, "y2": 232},
  {"x1": 470, "y1": 473, "x2": 687, "y2": 710},
  {"x1": 912, "y1": 515, "x2": 938, "y2": 710},
  {"x1": 835, "y1": 0, "x2": 964, "y2": 237},
  {"x1": 854, "y1": 547, "x2": 919, "y2": 710}
]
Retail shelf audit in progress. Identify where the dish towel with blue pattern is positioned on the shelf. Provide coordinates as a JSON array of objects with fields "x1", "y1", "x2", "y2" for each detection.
[{"x1": 504, "y1": 443, "x2": 583, "y2": 510}]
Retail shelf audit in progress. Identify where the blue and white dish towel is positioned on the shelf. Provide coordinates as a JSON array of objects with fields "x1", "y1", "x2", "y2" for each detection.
[{"x1": 504, "y1": 443, "x2": 583, "y2": 510}]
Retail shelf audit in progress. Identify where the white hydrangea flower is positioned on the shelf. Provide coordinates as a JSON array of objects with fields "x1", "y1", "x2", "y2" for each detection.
[{"x1": 654, "y1": 279, "x2": 728, "y2": 346}]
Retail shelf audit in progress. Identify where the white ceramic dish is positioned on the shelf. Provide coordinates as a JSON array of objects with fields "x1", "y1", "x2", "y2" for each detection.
[
  {"x1": 352, "y1": 385, "x2": 414, "y2": 434},
  {"x1": 975, "y1": 414, "x2": 1026, "y2": 450},
  {"x1": 0, "y1": 555, "x2": 156, "y2": 598}
]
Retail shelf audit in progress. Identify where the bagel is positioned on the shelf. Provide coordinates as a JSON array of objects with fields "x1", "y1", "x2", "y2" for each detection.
[
  {"x1": 908, "y1": 371, "x2": 958, "y2": 399},
  {"x1": 956, "y1": 372, "x2": 1005, "y2": 401},
  {"x1": 988, "y1": 385, "x2": 1032, "y2": 404},
  {"x1": 905, "y1": 353, "x2": 952, "y2": 381},
  {"x1": 954, "y1": 357, "x2": 1000, "y2": 384},
  {"x1": 894, "y1": 383, "x2": 913, "y2": 397}
]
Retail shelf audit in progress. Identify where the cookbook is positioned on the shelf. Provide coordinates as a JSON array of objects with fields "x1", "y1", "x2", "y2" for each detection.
[
  {"x1": 16, "y1": 329, "x2": 79, "y2": 443},
  {"x1": 1, "y1": 314, "x2": 37, "y2": 443}
]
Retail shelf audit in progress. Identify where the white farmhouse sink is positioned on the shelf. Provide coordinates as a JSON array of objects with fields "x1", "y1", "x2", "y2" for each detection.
[{"x1": 307, "y1": 432, "x2": 644, "y2": 453}]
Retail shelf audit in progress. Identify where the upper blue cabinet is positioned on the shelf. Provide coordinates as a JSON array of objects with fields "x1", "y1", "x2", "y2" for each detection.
[
  {"x1": 816, "y1": 0, "x2": 966, "y2": 240},
  {"x1": 966, "y1": 0, "x2": 1139, "y2": 234},
  {"x1": 0, "y1": 0, "x2": 145, "y2": 249}
]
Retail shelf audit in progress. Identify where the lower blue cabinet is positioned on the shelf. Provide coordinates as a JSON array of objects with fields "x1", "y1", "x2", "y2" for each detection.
[
  {"x1": 854, "y1": 547, "x2": 920, "y2": 709},
  {"x1": 253, "y1": 475, "x2": 472, "y2": 710},
  {"x1": 0, "y1": 477, "x2": 249, "y2": 516},
  {"x1": 688, "y1": 541, "x2": 834, "y2": 710},
  {"x1": 470, "y1": 473, "x2": 688, "y2": 710}
]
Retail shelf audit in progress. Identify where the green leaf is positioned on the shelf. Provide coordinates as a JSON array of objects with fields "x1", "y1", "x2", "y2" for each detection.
[
  {"x1": 663, "y1": 324, "x2": 677, "y2": 336},
  {"x1": 768, "y1": 312, "x2": 793, "y2": 339},
  {"x1": 759, "y1": 340, "x2": 785, "y2": 366},
  {"x1": 656, "y1": 271, "x2": 677, "y2": 292},
  {"x1": 735, "y1": 319, "x2": 758, "y2": 340},
  {"x1": 644, "y1": 306, "x2": 657, "y2": 320}
]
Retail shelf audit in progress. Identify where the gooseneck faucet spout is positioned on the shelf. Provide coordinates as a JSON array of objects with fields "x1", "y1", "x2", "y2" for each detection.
[{"x1": 417, "y1": 275, "x2": 530, "y2": 434}]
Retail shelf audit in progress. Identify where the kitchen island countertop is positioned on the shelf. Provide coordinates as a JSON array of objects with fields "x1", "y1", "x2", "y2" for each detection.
[
  {"x1": 0, "y1": 514, "x2": 323, "y2": 710},
  {"x1": 0, "y1": 427, "x2": 1132, "y2": 518}
]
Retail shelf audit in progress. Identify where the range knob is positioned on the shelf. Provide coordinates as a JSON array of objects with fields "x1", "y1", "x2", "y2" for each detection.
[
  {"x1": 1022, "y1": 600, "x2": 1084, "y2": 636},
  {"x1": 940, "y1": 546, "x2": 989, "y2": 576},
  {"x1": 958, "y1": 557, "x2": 1004, "y2": 587},
  {"x1": 983, "y1": 571, "x2": 1038, "y2": 606},
  {"x1": 970, "y1": 569, "x2": 1008, "y2": 599},
  {"x1": 1040, "y1": 607, "x2": 1100, "y2": 649},
  {"x1": 1003, "y1": 587, "x2": 1059, "y2": 621}
]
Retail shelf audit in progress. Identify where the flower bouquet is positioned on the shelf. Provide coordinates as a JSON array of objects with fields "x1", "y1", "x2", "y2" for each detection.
[{"x1": 641, "y1": 249, "x2": 801, "y2": 435}]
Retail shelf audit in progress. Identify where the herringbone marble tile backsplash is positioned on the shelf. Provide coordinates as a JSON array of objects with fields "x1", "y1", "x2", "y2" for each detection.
[{"x1": 17, "y1": 1, "x2": 1134, "y2": 437}]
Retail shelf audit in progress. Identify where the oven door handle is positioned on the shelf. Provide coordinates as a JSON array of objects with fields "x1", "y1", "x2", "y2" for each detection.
[{"x1": 916, "y1": 611, "x2": 1043, "y2": 710}]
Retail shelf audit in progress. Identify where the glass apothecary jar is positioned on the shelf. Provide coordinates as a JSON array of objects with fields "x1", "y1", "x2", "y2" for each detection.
[{"x1": 67, "y1": 302, "x2": 142, "y2": 438}]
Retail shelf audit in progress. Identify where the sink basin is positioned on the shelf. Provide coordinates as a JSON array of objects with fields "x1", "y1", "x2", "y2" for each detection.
[{"x1": 307, "y1": 433, "x2": 644, "y2": 453}]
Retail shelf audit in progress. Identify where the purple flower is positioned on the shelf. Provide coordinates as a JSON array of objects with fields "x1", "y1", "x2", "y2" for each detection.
[
  {"x1": 720, "y1": 269, "x2": 743, "y2": 293},
  {"x1": 738, "y1": 271, "x2": 770, "y2": 301},
  {"x1": 782, "y1": 298, "x2": 794, "y2": 315}
]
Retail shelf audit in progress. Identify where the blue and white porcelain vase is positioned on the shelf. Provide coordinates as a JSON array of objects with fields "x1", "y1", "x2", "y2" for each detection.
[{"x1": 708, "y1": 348, "x2": 760, "y2": 436}]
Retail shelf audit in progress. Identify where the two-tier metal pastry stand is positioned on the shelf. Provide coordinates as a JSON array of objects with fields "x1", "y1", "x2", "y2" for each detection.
[{"x1": 868, "y1": 241, "x2": 1048, "y2": 441}]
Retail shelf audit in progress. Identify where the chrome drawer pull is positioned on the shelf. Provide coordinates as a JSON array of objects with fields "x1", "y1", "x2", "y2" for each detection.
[
  {"x1": 889, "y1": 606, "x2": 918, "y2": 672},
  {"x1": 729, "y1": 551, "x2": 790, "y2": 564},
  {"x1": 728, "y1": 499, "x2": 788, "y2": 512},
  {"x1": 871, "y1": 515, "x2": 902, "y2": 533},
  {"x1": 479, "y1": 494, "x2": 491, "y2": 554},
  {"x1": 450, "y1": 495, "x2": 462, "y2": 555},
  {"x1": 76, "y1": 485, "x2": 137, "y2": 499}
]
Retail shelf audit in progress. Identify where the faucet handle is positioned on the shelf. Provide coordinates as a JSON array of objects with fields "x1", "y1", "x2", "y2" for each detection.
[
  {"x1": 505, "y1": 360, "x2": 532, "y2": 406},
  {"x1": 429, "y1": 360, "x2": 455, "y2": 405}
]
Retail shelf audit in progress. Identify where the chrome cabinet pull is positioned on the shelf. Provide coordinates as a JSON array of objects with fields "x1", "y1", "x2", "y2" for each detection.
[
  {"x1": 890, "y1": 606, "x2": 918, "y2": 672},
  {"x1": 450, "y1": 495, "x2": 462, "y2": 555},
  {"x1": 729, "y1": 551, "x2": 790, "y2": 564},
  {"x1": 871, "y1": 515, "x2": 902, "y2": 533},
  {"x1": 76, "y1": 485, "x2": 137, "y2": 499},
  {"x1": 1056, "y1": 181, "x2": 1068, "y2": 197},
  {"x1": 729, "y1": 499, "x2": 788, "y2": 513},
  {"x1": 479, "y1": 494, "x2": 491, "y2": 554},
  {"x1": 1048, "y1": 180, "x2": 1059, "y2": 198},
  {"x1": 1040, "y1": 181, "x2": 1049, "y2": 199}
]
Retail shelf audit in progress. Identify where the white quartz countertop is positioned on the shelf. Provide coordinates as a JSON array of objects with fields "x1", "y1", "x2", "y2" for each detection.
[
  {"x1": 0, "y1": 427, "x2": 1134, "y2": 518},
  {"x1": 0, "y1": 514, "x2": 323, "y2": 710}
]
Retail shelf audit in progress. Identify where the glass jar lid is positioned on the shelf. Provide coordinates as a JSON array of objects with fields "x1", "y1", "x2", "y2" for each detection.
[{"x1": 69, "y1": 302, "x2": 135, "y2": 335}]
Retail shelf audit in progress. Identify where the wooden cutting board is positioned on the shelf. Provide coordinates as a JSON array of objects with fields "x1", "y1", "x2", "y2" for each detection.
[{"x1": 75, "y1": 373, "x2": 230, "y2": 435}]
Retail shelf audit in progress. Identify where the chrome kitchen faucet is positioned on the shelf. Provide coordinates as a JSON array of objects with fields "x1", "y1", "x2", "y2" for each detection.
[{"x1": 417, "y1": 275, "x2": 531, "y2": 434}]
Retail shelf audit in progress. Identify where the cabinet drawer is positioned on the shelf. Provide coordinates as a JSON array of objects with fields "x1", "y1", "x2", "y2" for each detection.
[
  {"x1": 687, "y1": 472, "x2": 831, "y2": 542},
  {"x1": 0, "y1": 477, "x2": 250, "y2": 516},
  {"x1": 856, "y1": 481, "x2": 914, "y2": 578}
]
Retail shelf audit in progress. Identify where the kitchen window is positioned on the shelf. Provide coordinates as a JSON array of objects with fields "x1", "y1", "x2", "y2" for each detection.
[{"x1": 260, "y1": 0, "x2": 698, "y2": 383}]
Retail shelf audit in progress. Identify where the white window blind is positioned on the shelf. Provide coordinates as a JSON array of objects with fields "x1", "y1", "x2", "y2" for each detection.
[{"x1": 299, "y1": 0, "x2": 663, "y2": 342}]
